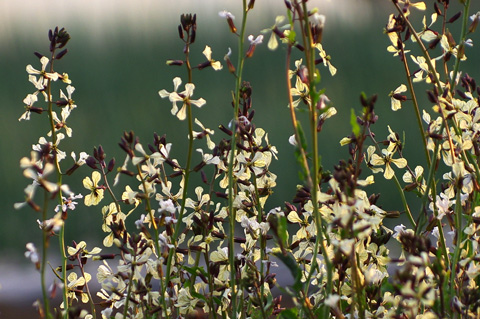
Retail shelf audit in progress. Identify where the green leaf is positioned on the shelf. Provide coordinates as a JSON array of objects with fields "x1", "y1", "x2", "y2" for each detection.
[
  {"x1": 287, "y1": 30, "x2": 296, "y2": 43},
  {"x1": 183, "y1": 265, "x2": 208, "y2": 278},
  {"x1": 279, "y1": 308, "x2": 298, "y2": 319},
  {"x1": 190, "y1": 290, "x2": 207, "y2": 302},
  {"x1": 276, "y1": 214, "x2": 288, "y2": 252},
  {"x1": 294, "y1": 121, "x2": 309, "y2": 181},
  {"x1": 350, "y1": 108, "x2": 360, "y2": 138}
]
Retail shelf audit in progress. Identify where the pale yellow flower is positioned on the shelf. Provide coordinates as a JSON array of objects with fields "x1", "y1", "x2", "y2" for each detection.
[
  {"x1": 83, "y1": 171, "x2": 104, "y2": 206},
  {"x1": 370, "y1": 149, "x2": 407, "y2": 180}
]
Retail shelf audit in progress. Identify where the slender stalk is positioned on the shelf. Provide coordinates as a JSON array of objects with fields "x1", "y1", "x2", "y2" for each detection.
[
  {"x1": 392, "y1": 174, "x2": 416, "y2": 228},
  {"x1": 285, "y1": 43, "x2": 312, "y2": 186},
  {"x1": 164, "y1": 28, "x2": 195, "y2": 313},
  {"x1": 251, "y1": 175, "x2": 266, "y2": 317},
  {"x1": 297, "y1": 3, "x2": 333, "y2": 315},
  {"x1": 46, "y1": 56, "x2": 68, "y2": 319},
  {"x1": 398, "y1": 43, "x2": 431, "y2": 167},
  {"x1": 77, "y1": 256, "x2": 96, "y2": 318},
  {"x1": 448, "y1": 189, "x2": 463, "y2": 316},
  {"x1": 41, "y1": 190, "x2": 52, "y2": 319},
  {"x1": 100, "y1": 166, "x2": 121, "y2": 214},
  {"x1": 450, "y1": 0, "x2": 471, "y2": 95},
  {"x1": 228, "y1": 1, "x2": 248, "y2": 316},
  {"x1": 123, "y1": 251, "x2": 136, "y2": 318}
]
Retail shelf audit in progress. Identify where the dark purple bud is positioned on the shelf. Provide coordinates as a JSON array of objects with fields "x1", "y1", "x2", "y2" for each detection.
[
  {"x1": 234, "y1": 237, "x2": 246, "y2": 244},
  {"x1": 429, "y1": 37, "x2": 441, "y2": 49},
  {"x1": 360, "y1": 93, "x2": 369, "y2": 107},
  {"x1": 219, "y1": 125, "x2": 233, "y2": 136},
  {"x1": 98, "y1": 254, "x2": 116, "y2": 260},
  {"x1": 97, "y1": 145, "x2": 106, "y2": 161},
  {"x1": 201, "y1": 170, "x2": 208, "y2": 184},
  {"x1": 55, "y1": 48, "x2": 68, "y2": 60},
  {"x1": 30, "y1": 107, "x2": 44, "y2": 114},
  {"x1": 169, "y1": 171, "x2": 184, "y2": 178},
  {"x1": 295, "y1": 44, "x2": 305, "y2": 51},
  {"x1": 456, "y1": 90, "x2": 468, "y2": 99},
  {"x1": 65, "y1": 164, "x2": 80, "y2": 176},
  {"x1": 34, "y1": 52, "x2": 43, "y2": 59},
  {"x1": 448, "y1": 11, "x2": 461, "y2": 24},
  {"x1": 215, "y1": 192, "x2": 228, "y2": 199},
  {"x1": 197, "y1": 61, "x2": 211, "y2": 70},
  {"x1": 427, "y1": 90, "x2": 438, "y2": 103},
  {"x1": 190, "y1": 29, "x2": 196, "y2": 44},
  {"x1": 284, "y1": 0, "x2": 292, "y2": 10},
  {"x1": 107, "y1": 158, "x2": 115, "y2": 172},
  {"x1": 404, "y1": 27, "x2": 411, "y2": 42},
  {"x1": 393, "y1": 94, "x2": 407, "y2": 101},
  {"x1": 178, "y1": 25, "x2": 184, "y2": 39},
  {"x1": 166, "y1": 60, "x2": 184, "y2": 66},
  {"x1": 86, "y1": 156, "x2": 98, "y2": 169},
  {"x1": 193, "y1": 161, "x2": 206, "y2": 172}
]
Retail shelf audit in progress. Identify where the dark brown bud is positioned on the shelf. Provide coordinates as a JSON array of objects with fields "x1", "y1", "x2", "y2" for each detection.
[
  {"x1": 434, "y1": 3, "x2": 442, "y2": 15},
  {"x1": 227, "y1": 18, "x2": 237, "y2": 33},
  {"x1": 469, "y1": 14, "x2": 479, "y2": 33}
]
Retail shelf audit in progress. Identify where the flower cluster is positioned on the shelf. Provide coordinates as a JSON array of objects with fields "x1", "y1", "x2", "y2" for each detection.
[{"x1": 15, "y1": 2, "x2": 480, "y2": 319}]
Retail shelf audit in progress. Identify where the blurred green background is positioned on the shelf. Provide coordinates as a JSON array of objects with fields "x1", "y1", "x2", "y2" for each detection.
[{"x1": 1, "y1": 0, "x2": 480, "y2": 313}]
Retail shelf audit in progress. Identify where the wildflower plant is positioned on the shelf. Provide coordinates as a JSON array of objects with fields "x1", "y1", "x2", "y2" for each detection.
[{"x1": 14, "y1": 0, "x2": 480, "y2": 319}]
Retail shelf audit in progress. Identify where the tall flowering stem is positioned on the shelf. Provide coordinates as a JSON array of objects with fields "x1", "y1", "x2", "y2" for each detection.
[
  {"x1": 45, "y1": 33, "x2": 70, "y2": 319},
  {"x1": 296, "y1": 2, "x2": 333, "y2": 314},
  {"x1": 227, "y1": 1, "x2": 249, "y2": 315},
  {"x1": 164, "y1": 13, "x2": 197, "y2": 313}
]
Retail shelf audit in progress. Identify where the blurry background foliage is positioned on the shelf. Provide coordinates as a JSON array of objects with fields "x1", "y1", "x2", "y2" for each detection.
[{"x1": 1, "y1": 0, "x2": 480, "y2": 263}]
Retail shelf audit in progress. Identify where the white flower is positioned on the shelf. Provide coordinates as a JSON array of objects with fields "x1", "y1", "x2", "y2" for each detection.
[
  {"x1": 324, "y1": 294, "x2": 340, "y2": 308},
  {"x1": 25, "y1": 243, "x2": 39, "y2": 264},
  {"x1": 218, "y1": 10, "x2": 235, "y2": 20},
  {"x1": 26, "y1": 56, "x2": 59, "y2": 90}
]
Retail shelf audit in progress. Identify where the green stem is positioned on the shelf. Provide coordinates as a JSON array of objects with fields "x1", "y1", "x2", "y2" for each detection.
[
  {"x1": 46, "y1": 56, "x2": 68, "y2": 319},
  {"x1": 448, "y1": 189, "x2": 463, "y2": 316},
  {"x1": 252, "y1": 175, "x2": 266, "y2": 317},
  {"x1": 77, "y1": 255, "x2": 96, "y2": 318},
  {"x1": 164, "y1": 29, "x2": 195, "y2": 315},
  {"x1": 228, "y1": 1, "x2": 248, "y2": 316},
  {"x1": 297, "y1": 3, "x2": 333, "y2": 316},
  {"x1": 123, "y1": 251, "x2": 136, "y2": 318},
  {"x1": 285, "y1": 38, "x2": 312, "y2": 186},
  {"x1": 450, "y1": 0, "x2": 471, "y2": 95},
  {"x1": 41, "y1": 191, "x2": 52, "y2": 319},
  {"x1": 392, "y1": 174, "x2": 416, "y2": 228},
  {"x1": 398, "y1": 42, "x2": 431, "y2": 167}
]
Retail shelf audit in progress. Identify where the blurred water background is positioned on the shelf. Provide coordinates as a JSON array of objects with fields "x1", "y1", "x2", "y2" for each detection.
[{"x1": 1, "y1": 0, "x2": 480, "y2": 317}]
